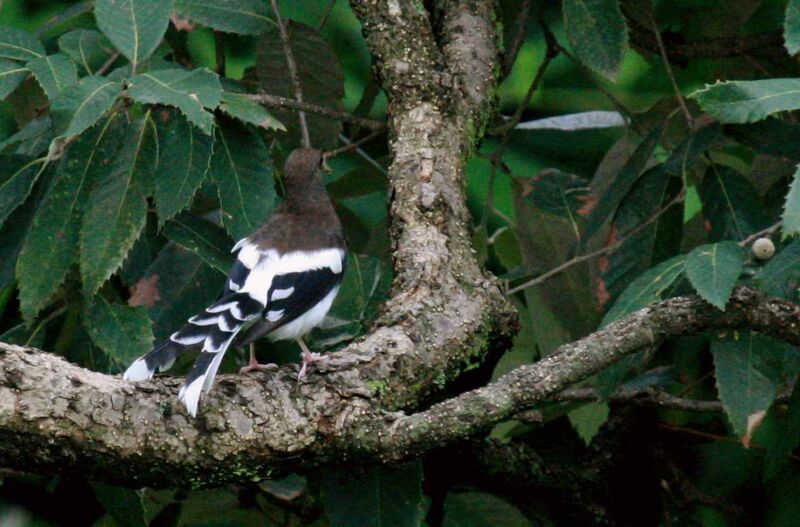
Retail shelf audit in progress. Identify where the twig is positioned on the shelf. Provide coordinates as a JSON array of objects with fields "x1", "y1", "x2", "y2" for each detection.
[
  {"x1": 270, "y1": 0, "x2": 310, "y2": 148},
  {"x1": 335, "y1": 132, "x2": 387, "y2": 175},
  {"x1": 650, "y1": 13, "x2": 692, "y2": 128},
  {"x1": 738, "y1": 221, "x2": 782, "y2": 247},
  {"x1": 95, "y1": 51, "x2": 120, "y2": 76},
  {"x1": 555, "y1": 386, "x2": 723, "y2": 412},
  {"x1": 317, "y1": 0, "x2": 337, "y2": 31},
  {"x1": 324, "y1": 129, "x2": 383, "y2": 159},
  {"x1": 506, "y1": 189, "x2": 685, "y2": 296},
  {"x1": 214, "y1": 31, "x2": 226, "y2": 76},
  {"x1": 246, "y1": 93, "x2": 386, "y2": 131}
]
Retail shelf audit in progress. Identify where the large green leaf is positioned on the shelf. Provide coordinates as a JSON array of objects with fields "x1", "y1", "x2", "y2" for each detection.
[
  {"x1": 563, "y1": 0, "x2": 628, "y2": 81},
  {"x1": 786, "y1": 0, "x2": 800, "y2": 55},
  {"x1": 758, "y1": 239, "x2": 800, "y2": 301},
  {"x1": 319, "y1": 462, "x2": 424, "y2": 527},
  {"x1": 173, "y1": 0, "x2": 273, "y2": 35},
  {"x1": 759, "y1": 386, "x2": 800, "y2": 479},
  {"x1": 58, "y1": 29, "x2": 115, "y2": 75},
  {"x1": 581, "y1": 125, "x2": 662, "y2": 243},
  {"x1": 726, "y1": 119, "x2": 800, "y2": 163},
  {"x1": 685, "y1": 241, "x2": 745, "y2": 310},
  {"x1": 127, "y1": 68, "x2": 222, "y2": 135},
  {"x1": 712, "y1": 332, "x2": 793, "y2": 437},
  {"x1": 51, "y1": 76, "x2": 121, "y2": 137},
  {"x1": 690, "y1": 79, "x2": 800, "y2": 124},
  {"x1": 26, "y1": 53, "x2": 78, "y2": 100},
  {"x1": 17, "y1": 115, "x2": 124, "y2": 322},
  {"x1": 80, "y1": 115, "x2": 157, "y2": 296},
  {"x1": 210, "y1": 120, "x2": 275, "y2": 240},
  {"x1": 662, "y1": 122, "x2": 721, "y2": 177},
  {"x1": 83, "y1": 296, "x2": 154, "y2": 368},
  {"x1": 144, "y1": 244, "x2": 222, "y2": 339},
  {"x1": 524, "y1": 169, "x2": 592, "y2": 239},
  {"x1": 0, "y1": 154, "x2": 46, "y2": 230},
  {"x1": 94, "y1": 0, "x2": 173, "y2": 69},
  {"x1": 442, "y1": 491, "x2": 532, "y2": 527},
  {"x1": 0, "y1": 59, "x2": 29, "y2": 100},
  {"x1": 602, "y1": 254, "x2": 686, "y2": 325},
  {"x1": 0, "y1": 26, "x2": 45, "y2": 61},
  {"x1": 784, "y1": 166, "x2": 800, "y2": 237},
  {"x1": 162, "y1": 212, "x2": 234, "y2": 274},
  {"x1": 256, "y1": 21, "x2": 344, "y2": 149},
  {"x1": 699, "y1": 165, "x2": 770, "y2": 242},
  {"x1": 154, "y1": 111, "x2": 214, "y2": 223},
  {"x1": 219, "y1": 90, "x2": 284, "y2": 130}
]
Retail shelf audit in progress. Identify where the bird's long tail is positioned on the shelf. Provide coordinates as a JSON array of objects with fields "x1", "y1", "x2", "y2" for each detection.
[{"x1": 123, "y1": 292, "x2": 264, "y2": 416}]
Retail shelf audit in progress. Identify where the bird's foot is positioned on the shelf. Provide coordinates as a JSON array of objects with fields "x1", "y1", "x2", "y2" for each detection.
[
  {"x1": 239, "y1": 358, "x2": 278, "y2": 375},
  {"x1": 297, "y1": 351, "x2": 326, "y2": 381}
]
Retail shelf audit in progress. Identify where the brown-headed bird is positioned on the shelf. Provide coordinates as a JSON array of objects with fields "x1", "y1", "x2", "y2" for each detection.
[{"x1": 123, "y1": 148, "x2": 346, "y2": 416}]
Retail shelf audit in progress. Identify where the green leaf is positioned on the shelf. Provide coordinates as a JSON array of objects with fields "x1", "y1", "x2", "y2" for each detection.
[
  {"x1": 162, "y1": 212, "x2": 234, "y2": 274},
  {"x1": 26, "y1": 53, "x2": 78, "y2": 100},
  {"x1": 662, "y1": 122, "x2": 721, "y2": 177},
  {"x1": 94, "y1": 0, "x2": 173, "y2": 69},
  {"x1": 51, "y1": 76, "x2": 121, "y2": 137},
  {"x1": 602, "y1": 254, "x2": 686, "y2": 325},
  {"x1": 689, "y1": 79, "x2": 800, "y2": 124},
  {"x1": 699, "y1": 165, "x2": 770, "y2": 242},
  {"x1": 568, "y1": 401, "x2": 610, "y2": 445},
  {"x1": 84, "y1": 296, "x2": 154, "y2": 367},
  {"x1": 443, "y1": 491, "x2": 532, "y2": 527},
  {"x1": 786, "y1": 0, "x2": 800, "y2": 55},
  {"x1": 154, "y1": 111, "x2": 214, "y2": 223},
  {"x1": 563, "y1": 0, "x2": 629, "y2": 81},
  {"x1": 256, "y1": 21, "x2": 344, "y2": 149},
  {"x1": 726, "y1": 119, "x2": 800, "y2": 163},
  {"x1": 712, "y1": 332, "x2": 791, "y2": 437},
  {"x1": 144, "y1": 244, "x2": 222, "y2": 339},
  {"x1": 0, "y1": 154, "x2": 46, "y2": 230},
  {"x1": 685, "y1": 241, "x2": 745, "y2": 310},
  {"x1": 328, "y1": 254, "x2": 392, "y2": 326},
  {"x1": 0, "y1": 26, "x2": 45, "y2": 61},
  {"x1": 319, "y1": 462, "x2": 424, "y2": 527},
  {"x1": 760, "y1": 386, "x2": 800, "y2": 479},
  {"x1": 17, "y1": 115, "x2": 124, "y2": 322},
  {"x1": 173, "y1": 0, "x2": 273, "y2": 35},
  {"x1": 91, "y1": 483, "x2": 147, "y2": 527},
  {"x1": 58, "y1": 29, "x2": 115, "y2": 75},
  {"x1": 219, "y1": 90, "x2": 284, "y2": 130},
  {"x1": 326, "y1": 166, "x2": 387, "y2": 201},
  {"x1": 758, "y1": 239, "x2": 800, "y2": 301},
  {"x1": 582, "y1": 124, "x2": 662, "y2": 243},
  {"x1": 80, "y1": 115, "x2": 157, "y2": 296},
  {"x1": 0, "y1": 58, "x2": 29, "y2": 100},
  {"x1": 524, "y1": 169, "x2": 593, "y2": 239},
  {"x1": 127, "y1": 68, "x2": 222, "y2": 135},
  {"x1": 210, "y1": 120, "x2": 275, "y2": 240},
  {"x1": 0, "y1": 117, "x2": 52, "y2": 155},
  {"x1": 784, "y1": 166, "x2": 800, "y2": 237}
]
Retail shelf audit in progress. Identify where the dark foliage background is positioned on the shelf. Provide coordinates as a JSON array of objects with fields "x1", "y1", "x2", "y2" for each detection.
[{"x1": 1, "y1": 0, "x2": 800, "y2": 525}]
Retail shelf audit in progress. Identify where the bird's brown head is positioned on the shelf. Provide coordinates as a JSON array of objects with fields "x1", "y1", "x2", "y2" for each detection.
[{"x1": 283, "y1": 148, "x2": 323, "y2": 194}]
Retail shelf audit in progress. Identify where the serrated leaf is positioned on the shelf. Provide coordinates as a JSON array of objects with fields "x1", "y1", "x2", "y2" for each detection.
[
  {"x1": 58, "y1": 29, "x2": 115, "y2": 75},
  {"x1": 760, "y1": 385, "x2": 800, "y2": 479},
  {"x1": 712, "y1": 332, "x2": 791, "y2": 437},
  {"x1": 685, "y1": 241, "x2": 744, "y2": 310},
  {"x1": 568, "y1": 401, "x2": 610, "y2": 445},
  {"x1": 154, "y1": 111, "x2": 214, "y2": 223},
  {"x1": 582, "y1": 124, "x2": 662, "y2": 243},
  {"x1": 699, "y1": 165, "x2": 770, "y2": 242},
  {"x1": 786, "y1": 0, "x2": 800, "y2": 55},
  {"x1": 94, "y1": 0, "x2": 173, "y2": 69},
  {"x1": 210, "y1": 120, "x2": 275, "y2": 240},
  {"x1": 689, "y1": 79, "x2": 800, "y2": 124},
  {"x1": 0, "y1": 154, "x2": 46, "y2": 230},
  {"x1": 256, "y1": 21, "x2": 344, "y2": 149},
  {"x1": 27, "y1": 53, "x2": 78, "y2": 100},
  {"x1": 80, "y1": 115, "x2": 157, "y2": 296},
  {"x1": 758, "y1": 239, "x2": 800, "y2": 300},
  {"x1": 219, "y1": 90, "x2": 284, "y2": 130},
  {"x1": 0, "y1": 58, "x2": 29, "y2": 100},
  {"x1": 162, "y1": 212, "x2": 234, "y2": 274},
  {"x1": 127, "y1": 68, "x2": 221, "y2": 135},
  {"x1": 602, "y1": 254, "x2": 686, "y2": 325},
  {"x1": 563, "y1": 0, "x2": 628, "y2": 80},
  {"x1": 173, "y1": 0, "x2": 272, "y2": 35},
  {"x1": 0, "y1": 117, "x2": 52, "y2": 155},
  {"x1": 51, "y1": 76, "x2": 121, "y2": 137},
  {"x1": 144, "y1": 244, "x2": 222, "y2": 339},
  {"x1": 0, "y1": 26, "x2": 45, "y2": 61},
  {"x1": 17, "y1": 115, "x2": 124, "y2": 321},
  {"x1": 84, "y1": 295, "x2": 154, "y2": 367},
  {"x1": 784, "y1": 166, "x2": 800, "y2": 236},
  {"x1": 319, "y1": 462, "x2": 423, "y2": 527}
]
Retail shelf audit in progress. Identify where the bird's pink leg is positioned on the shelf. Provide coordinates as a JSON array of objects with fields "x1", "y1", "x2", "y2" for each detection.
[
  {"x1": 297, "y1": 338, "x2": 325, "y2": 380},
  {"x1": 239, "y1": 343, "x2": 278, "y2": 374}
]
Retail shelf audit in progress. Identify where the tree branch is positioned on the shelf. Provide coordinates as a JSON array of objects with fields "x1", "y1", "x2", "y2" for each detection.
[{"x1": 245, "y1": 93, "x2": 385, "y2": 132}]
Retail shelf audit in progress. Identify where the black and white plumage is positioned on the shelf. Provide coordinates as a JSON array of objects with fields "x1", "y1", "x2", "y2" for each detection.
[{"x1": 123, "y1": 148, "x2": 346, "y2": 416}]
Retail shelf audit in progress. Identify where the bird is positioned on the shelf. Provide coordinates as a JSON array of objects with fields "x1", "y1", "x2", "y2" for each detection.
[{"x1": 123, "y1": 147, "x2": 346, "y2": 416}]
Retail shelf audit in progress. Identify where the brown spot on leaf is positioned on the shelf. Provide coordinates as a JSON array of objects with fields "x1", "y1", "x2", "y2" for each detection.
[
  {"x1": 597, "y1": 256, "x2": 610, "y2": 274},
  {"x1": 576, "y1": 192, "x2": 598, "y2": 217},
  {"x1": 128, "y1": 275, "x2": 161, "y2": 307},
  {"x1": 704, "y1": 219, "x2": 712, "y2": 232},
  {"x1": 159, "y1": 110, "x2": 171, "y2": 123},
  {"x1": 595, "y1": 276, "x2": 611, "y2": 312}
]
